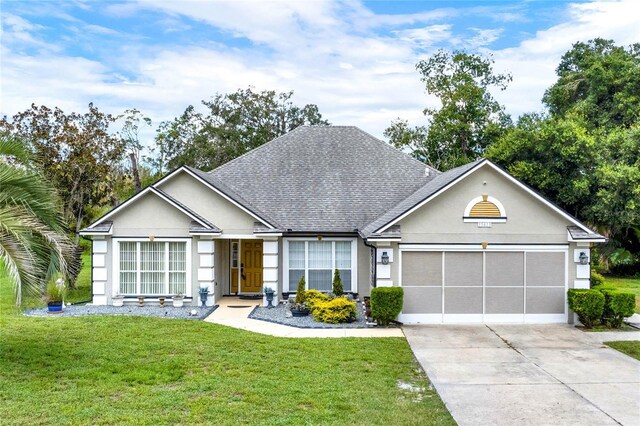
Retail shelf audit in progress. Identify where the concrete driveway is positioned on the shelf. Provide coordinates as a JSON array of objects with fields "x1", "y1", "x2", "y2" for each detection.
[{"x1": 404, "y1": 324, "x2": 640, "y2": 426}]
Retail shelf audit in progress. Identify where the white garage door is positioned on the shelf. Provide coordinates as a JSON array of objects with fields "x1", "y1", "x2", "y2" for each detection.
[{"x1": 399, "y1": 247, "x2": 567, "y2": 323}]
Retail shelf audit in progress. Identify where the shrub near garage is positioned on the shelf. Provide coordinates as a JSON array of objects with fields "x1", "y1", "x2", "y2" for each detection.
[
  {"x1": 567, "y1": 289, "x2": 605, "y2": 328},
  {"x1": 600, "y1": 289, "x2": 635, "y2": 328},
  {"x1": 370, "y1": 287, "x2": 404, "y2": 326}
]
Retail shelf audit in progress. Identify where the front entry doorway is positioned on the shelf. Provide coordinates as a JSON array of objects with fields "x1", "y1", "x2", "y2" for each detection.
[{"x1": 230, "y1": 240, "x2": 263, "y2": 294}]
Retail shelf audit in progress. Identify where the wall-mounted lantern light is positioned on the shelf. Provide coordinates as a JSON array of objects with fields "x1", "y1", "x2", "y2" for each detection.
[
  {"x1": 579, "y1": 251, "x2": 589, "y2": 265},
  {"x1": 381, "y1": 251, "x2": 389, "y2": 265}
]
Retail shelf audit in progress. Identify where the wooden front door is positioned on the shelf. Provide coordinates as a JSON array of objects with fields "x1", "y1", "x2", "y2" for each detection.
[{"x1": 241, "y1": 240, "x2": 263, "y2": 293}]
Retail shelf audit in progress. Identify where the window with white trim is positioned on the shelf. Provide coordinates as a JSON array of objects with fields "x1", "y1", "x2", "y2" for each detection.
[
  {"x1": 286, "y1": 240, "x2": 354, "y2": 292},
  {"x1": 118, "y1": 241, "x2": 187, "y2": 295}
]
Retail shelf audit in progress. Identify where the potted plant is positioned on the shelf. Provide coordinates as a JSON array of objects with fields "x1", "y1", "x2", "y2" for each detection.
[
  {"x1": 112, "y1": 293, "x2": 124, "y2": 307},
  {"x1": 263, "y1": 286, "x2": 275, "y2": 308},
  {"x1": 46, "y1": 275, "x2": 67, "y2": 314},
  {"x1": 290, "y1": 276, "x2": 310, "y2": 317},
  {"x1": 172, "y1": 292, "x2": 184, "y2": 308}
]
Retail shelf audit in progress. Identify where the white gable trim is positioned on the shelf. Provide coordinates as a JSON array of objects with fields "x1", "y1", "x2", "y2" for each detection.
[
  {"x1": 377, "y1": 160, "x2": 593, "y2": 234},
  {"x1": 154, "y1": 167, "x2": 275, "y2": 229},
  {"x1": 87, "y1": 187, "x2": 211, "y2": 230}
]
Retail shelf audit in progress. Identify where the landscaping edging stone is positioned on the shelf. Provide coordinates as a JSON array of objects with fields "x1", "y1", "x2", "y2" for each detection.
[
  {"x1": 23, "y1": 304, "x2": 217, "y2": 320},
  {"x1": 249, "y1": 302, "x2": 379, "y2": 329}
]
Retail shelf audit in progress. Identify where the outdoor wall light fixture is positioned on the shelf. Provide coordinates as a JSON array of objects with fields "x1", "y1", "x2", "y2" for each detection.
[
  {"x1": 381, "y1": 251, "x2": 389, "y2": 265},
  {"x1": 579, "y1": 251, "x2": 589, "y2": 265}
]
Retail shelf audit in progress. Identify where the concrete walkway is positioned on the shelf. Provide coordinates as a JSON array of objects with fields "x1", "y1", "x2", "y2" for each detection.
[
  {"x1": 204, "y1": 297, "x2": 403, "y2": 338},
  {"x1": 405, "y1": 324, "x2": 640, "y2": 426}
]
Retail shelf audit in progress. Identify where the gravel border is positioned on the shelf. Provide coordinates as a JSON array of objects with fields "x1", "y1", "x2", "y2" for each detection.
[
  {"x1": 23, "y1": 304, "x2": 217, "y2": 320},
  {"x1": 248, "y1": 302, "x2": 376, "y2": 329}
]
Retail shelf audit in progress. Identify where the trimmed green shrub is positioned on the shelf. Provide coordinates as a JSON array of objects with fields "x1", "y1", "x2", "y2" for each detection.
[
  {"x1": 295, "y1": 276, "x2": 306, "y2": 305},
  {"x1": 332, "y1": 269, "x2": 344, "y2": 297},
  {"x1": 567, "y1": 289, "x2": 605, "y2": 328},
  {"x1": 312, "y1": 297, "x2": 357, "y2": 324},
  {"x1": 590, "y1": 271, "x2": 605, "y2": 287},
  {"x1": 600, "y1": 289, "x2": 635, "y2": 328},
  {"x1": 370, "y1": 287, "x2": 404, "y2": 326},
  {"x1": 305, "y1": 289, "x2": 331, "y2": 313}
]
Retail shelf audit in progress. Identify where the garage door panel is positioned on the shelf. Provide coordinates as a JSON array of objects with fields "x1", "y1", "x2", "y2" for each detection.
[
  {"x1": 526, "y1": 252, "x2": 565, "y2": 287},
  {"x1": 403, "y1": 287, "x2": 442, "y2": 314},
  {"x1": 445, "y1": 287, "x2": 483, "y2": 314},
  {"x1": 526, "y1": 288, "x2": 565, "y2": 314},
  {"x1": 444, "y1": 252, "x2": 482, "y2": 287},
  {"x1": 402, "y1": 252, "x2": 441, "y2": 286},
  {"x1": 486, "y1": 252, "x2": 524, "y2": 286},
  {"x1": 485, "y1": 287, "x2": 524, "y2": 314}
]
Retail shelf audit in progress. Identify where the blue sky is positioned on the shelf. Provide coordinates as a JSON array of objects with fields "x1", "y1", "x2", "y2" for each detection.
[{"x1": 2, "y1": 0, "x2": 639, "y2": 142}]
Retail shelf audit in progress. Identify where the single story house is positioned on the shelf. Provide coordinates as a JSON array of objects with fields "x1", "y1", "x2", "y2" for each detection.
[{"x1": 81, "y1": 126, "x2": 605, "y2": 324}]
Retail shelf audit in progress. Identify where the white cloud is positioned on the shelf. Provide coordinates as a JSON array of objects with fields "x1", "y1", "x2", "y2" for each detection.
[{"x1": 1, "y1": 0, "x2": 639, "y2": 149}]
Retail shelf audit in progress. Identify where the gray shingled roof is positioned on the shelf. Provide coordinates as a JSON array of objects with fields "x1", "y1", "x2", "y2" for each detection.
[
  {"x1": 567, "y1": 226, "x2": 606, "y2": 241},
  {"x1": 82, "y1": 221, "x2": 112, "y2": 233},
  {"x1": 361, "y1": 159, "x2": 485, "y2": 237},
  {"x1": 185, "y1": 166, "x2": 281, "y2": 229},
  {"x1": 206, "y1": 126, "x2": 438, "y2": 233}
]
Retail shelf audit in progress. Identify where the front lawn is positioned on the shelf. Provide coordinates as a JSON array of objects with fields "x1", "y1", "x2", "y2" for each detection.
[
  {"x1": 0, "y1": 271, "x2": 453, "y2": 425},
  {"x1": 605, "y1": 341, "x2": 640, "y2": 361},
  {"x1": 601, "y1": 276, "x2": 640, "y2": 313}
]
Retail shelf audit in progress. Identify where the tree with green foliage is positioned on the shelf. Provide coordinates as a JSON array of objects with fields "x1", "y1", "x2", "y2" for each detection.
[
  {"x1": 0, "y1": 133, "x2": 77, "y2": 305},
  {"x1": 488, "y1": 39, "x2": 640, "y2": 273},
  {"x1": 0, "y1": 104, "x2": 126, "y2": 247},
  {"x1": 152, "y1": 88, "x2": 329, "y2": 172},
  {"x1": 117, "y1": 108, "x2": 152, "y2": 194},
  {"x1": 385, "y1": 50, "x2": 512, "y2": 171},
  {"x1": 543, "y1": 38, "x2": 640, "y2": 130}
]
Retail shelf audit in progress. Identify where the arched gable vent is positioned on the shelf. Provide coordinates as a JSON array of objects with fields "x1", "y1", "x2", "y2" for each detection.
[{"x1": 464, "y1": 195, "x2": 506, "y2": 223}]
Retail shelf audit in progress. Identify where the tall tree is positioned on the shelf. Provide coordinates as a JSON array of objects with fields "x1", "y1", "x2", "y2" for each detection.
[
  {"x1": 489, "y1": 39, "x2": 640, "y2": 272},
  {"x1": 151, "y1": 88, "x2": 329, "y2": 172},
  {"x1": 0, "y1": 133, "x2": 76, "y2": 305},
  {"x1": 385, "y1": 50, "x2": 512, "y2": 171},
  {"x1": 0, "y1": 104, "x2": 126, "y2": 247},
  {"x1": 118, "y1": 108, "x2": 152, "y2": 194},
  {"x1": 543, "y1": 38, "x2": 640, "y2": 130}
]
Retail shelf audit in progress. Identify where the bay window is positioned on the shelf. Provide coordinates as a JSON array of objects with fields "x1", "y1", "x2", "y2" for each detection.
[
  {"x1": 285, "y1": 239, "x2": 355, "y2": 292},
  {"x1": 116, "y1": 240, "x2": 189, "y2": 296}
]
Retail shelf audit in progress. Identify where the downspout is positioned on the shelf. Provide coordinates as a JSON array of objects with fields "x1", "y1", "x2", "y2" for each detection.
[{"x1": 362, "y1": 238, "x2": 377, "y2": 288}]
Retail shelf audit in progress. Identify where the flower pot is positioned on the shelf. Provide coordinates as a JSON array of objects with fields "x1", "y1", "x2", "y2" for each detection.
[
  {"x1": 172, "y1": 298, "x2": 184, "y2": 308},
  {"x1": 112, "y1": 297, "x2": 124, "y2": 307},
  {"x1": 291, "y1": 308, "x2": 310, "y2": 317},
  {"x1": 47, "y1": 301, "x2": 63, "y2": 314},
  {"x1": 265, "y1": 291, "x2": 275, "y2": 308}
]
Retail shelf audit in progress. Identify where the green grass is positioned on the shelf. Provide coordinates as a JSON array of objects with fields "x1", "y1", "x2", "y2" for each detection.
[
  {"x1": 600, "y1": 276, "x2": 640, "y2": 313},
  {"x1": 605, "y1": 341, "x2": 640, "y2": 360},
  {"x1": 0, "y1": 262, "x2": 453, "y2": 425},
  {"x1": 67, "y1": 251, "x2": 92, "y2": 304}
]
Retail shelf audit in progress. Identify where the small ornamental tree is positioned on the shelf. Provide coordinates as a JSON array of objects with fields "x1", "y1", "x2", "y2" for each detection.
[
  {"x1": 295, "y1": 276, "x2": 307, "y2": 305},
  {"x1": 332, "y1": 269, "x2": 344, "y2": 297}
]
